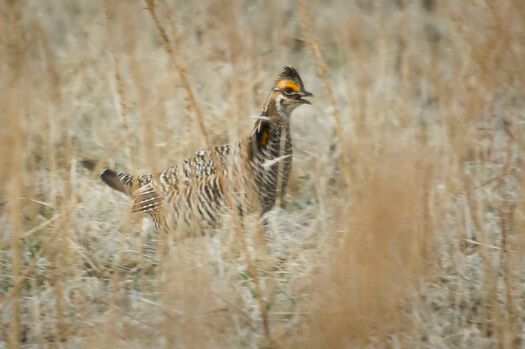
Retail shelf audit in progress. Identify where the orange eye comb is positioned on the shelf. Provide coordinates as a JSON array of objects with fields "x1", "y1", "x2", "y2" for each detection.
[{"x1": 276, "y1": 80, "x2": 300, "y2": 92}]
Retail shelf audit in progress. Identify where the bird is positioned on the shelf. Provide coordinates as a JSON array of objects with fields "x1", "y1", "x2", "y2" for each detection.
[{"x1": 101, "y1": 67, "x2": 313, "y2": 234}]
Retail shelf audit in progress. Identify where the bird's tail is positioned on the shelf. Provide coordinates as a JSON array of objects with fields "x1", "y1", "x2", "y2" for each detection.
[{"x1": 100, "y1": 169, "x2": 134, "y2": 196}]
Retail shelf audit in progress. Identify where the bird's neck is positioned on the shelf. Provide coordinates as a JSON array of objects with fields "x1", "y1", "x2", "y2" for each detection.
[
  {"x1": 261, "y1": 97, "x2": 291, "y2": 126},
  {"x1": 245, "y1": 97, "x2": 292, "y2": 163}
]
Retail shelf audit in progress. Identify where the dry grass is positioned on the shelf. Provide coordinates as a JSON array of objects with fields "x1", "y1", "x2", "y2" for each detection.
[{"x1": 1, "y1": 0, "x2": 524, "y2": 348}]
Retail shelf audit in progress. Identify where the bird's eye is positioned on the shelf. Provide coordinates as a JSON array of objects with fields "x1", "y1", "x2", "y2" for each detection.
[{"x1": 283, "y1": 87, "x2": 295, "y2": 95}]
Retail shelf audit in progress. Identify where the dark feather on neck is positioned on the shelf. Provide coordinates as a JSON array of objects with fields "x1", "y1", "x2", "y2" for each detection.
[{"x1": 261, "y1": 98, "x2": 278, "y2": 117}]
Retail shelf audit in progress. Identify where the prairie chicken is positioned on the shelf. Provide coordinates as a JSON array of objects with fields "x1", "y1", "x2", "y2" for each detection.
[{"x1": 101, "y1": 67, "x2": 312, "y2": 233}]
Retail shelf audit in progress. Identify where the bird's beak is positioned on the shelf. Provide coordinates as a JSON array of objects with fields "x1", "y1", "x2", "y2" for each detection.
[{"x1": 298, "y1": 90, "x2": 313, "y2": 104}]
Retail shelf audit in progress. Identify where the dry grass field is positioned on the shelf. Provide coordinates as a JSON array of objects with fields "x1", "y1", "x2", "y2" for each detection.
[{"x1": 1, "y1": 0, "x2": 525, "y2": 348}]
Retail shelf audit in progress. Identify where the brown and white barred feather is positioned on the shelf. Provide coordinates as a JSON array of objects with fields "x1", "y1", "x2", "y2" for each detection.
[
  {"x1": 249, "y1": 118, "x2": 293, "y2": 214},
  {"x1": 102, "y1": 144, "x2": 254, "y2": 232},
  {"x1": 101, "y1": 66, "x2": 311, "y2": 234}
]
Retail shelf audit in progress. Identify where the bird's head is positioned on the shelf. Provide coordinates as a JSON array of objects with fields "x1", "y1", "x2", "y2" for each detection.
[{"x1": 267, "y1": 66, "x2": 313, "y2": 115}]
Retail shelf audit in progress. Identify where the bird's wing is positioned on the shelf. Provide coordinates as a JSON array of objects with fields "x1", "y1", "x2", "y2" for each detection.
[{"x1": 131, "y1": 183, "x2": 164, "y2": 214}]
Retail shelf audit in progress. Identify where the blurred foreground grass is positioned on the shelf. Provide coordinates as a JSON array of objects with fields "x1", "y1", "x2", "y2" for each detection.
[{"x1": 1, "y1": 0, "x2": 524, "y2": 348}]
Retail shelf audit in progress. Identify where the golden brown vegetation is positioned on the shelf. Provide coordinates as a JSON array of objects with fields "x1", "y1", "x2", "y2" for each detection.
[{"x1": 1, "y1": 0, "x2": 524, "y2": 348}]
